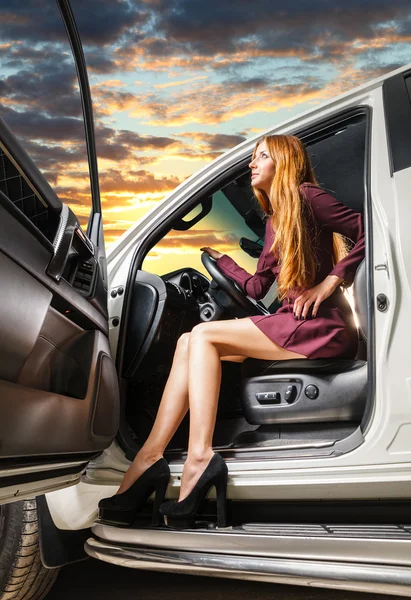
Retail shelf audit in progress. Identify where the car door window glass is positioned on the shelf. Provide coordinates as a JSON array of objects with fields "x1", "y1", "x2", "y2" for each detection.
[
  {"x1": 143, "y1": 189, "x2": 278, "y2": 309},
  {"x1": 0, "y1": 2, "x2": 93, "y2": 230}
]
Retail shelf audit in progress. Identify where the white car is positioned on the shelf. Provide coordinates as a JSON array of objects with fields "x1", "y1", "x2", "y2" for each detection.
[{"x1": 0, "y1": 1, "x2": 410, "y2": 598}]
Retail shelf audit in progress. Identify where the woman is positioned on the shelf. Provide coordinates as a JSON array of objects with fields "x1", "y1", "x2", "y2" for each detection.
[{"x1": 98, "y1": 134, "x2": 365, "y2": 529}]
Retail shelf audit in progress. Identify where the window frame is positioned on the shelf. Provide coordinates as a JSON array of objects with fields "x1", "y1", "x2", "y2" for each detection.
[{"x1": 57, "y1": 0, "x2": 102, "y2": 224}]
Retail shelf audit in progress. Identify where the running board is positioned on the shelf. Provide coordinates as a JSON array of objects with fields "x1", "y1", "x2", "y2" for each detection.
[
  {"x1": 87, "y1": 522, "x2": 411, "y2": 596},
  {"x1": 86, "y1": 532, "x2": 411, "y2": 597}
]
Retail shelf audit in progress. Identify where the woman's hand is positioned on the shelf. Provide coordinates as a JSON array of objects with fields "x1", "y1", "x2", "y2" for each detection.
[
  {"x1": 293, "y1": 275, "x2": 344, "y2": 319},
  {"x1": 200, "y1": 247, "x2": 224, "y2": 260}
]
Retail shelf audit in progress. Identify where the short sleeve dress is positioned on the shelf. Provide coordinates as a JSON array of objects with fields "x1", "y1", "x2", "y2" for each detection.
[{"x1": 216, "y1": 183, "x2": 365, "y2": 360}]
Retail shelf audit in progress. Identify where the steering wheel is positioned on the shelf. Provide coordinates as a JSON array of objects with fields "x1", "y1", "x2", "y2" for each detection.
[{"x1": 201, "y1": 252, "x2": 265, "y2": 315}]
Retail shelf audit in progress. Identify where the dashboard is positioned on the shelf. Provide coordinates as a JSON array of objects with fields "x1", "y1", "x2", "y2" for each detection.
[{"x1": 163, "y1": 268, "x2": 228, "y2": 321}]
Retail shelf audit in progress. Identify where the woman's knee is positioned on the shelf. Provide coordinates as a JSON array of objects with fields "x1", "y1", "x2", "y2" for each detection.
[
  {"x1": 190, "y1": 322, "x2": 211, "y2": 344},
  {"x1": 176, "y1": 325, "x2": 211, "y2": 355},
  {"x1": 176, "y1": 332, "x2": 191, "y2": 354}
]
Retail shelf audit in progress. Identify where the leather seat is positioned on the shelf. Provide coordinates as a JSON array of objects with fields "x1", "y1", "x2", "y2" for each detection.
[{"x1": 240, "y1": 260, "x2": 368, "y2": 424}]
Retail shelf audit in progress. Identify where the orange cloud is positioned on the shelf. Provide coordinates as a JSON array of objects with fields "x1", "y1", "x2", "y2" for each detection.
[
  {"x1": 127, "y1": 81, "x2": 323, "y2": 126},
  {"x1": 94, "y1": 79, "x2": 127, "y2": 88},
  {"x1": 154, "y1": 75, "x2": 208, "y2": 88},
  {"x1": 99, "y1": 169, "x2": 183, "y2": 195}
]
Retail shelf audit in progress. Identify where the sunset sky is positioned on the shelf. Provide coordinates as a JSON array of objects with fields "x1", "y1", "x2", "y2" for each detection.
[{"x1": 1, "y1": 1, "x2": 411, "y2": 277}]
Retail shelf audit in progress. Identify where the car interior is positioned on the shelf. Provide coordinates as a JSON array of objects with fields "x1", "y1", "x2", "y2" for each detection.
[{"x1": 116, "y1": 111, "x2": 371, "y2": 463}]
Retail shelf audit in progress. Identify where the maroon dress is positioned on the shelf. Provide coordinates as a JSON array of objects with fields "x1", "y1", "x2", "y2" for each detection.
[{"x1": 216, "y1": 183, "x2": 365, "y2": 359}]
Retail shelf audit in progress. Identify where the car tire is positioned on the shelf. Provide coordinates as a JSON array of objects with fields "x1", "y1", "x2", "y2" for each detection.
[{"x1": 0, "y1": 499, "x2": 59, "y2": 600}]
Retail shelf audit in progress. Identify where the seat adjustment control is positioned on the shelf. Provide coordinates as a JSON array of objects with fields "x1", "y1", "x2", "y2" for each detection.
[
  {"x1": 305, "y1": 384, "x2": 319, "y2": 399},
  {"x1": 256, "y1": 392, "x2": 281, "y2": 404},
  {"x1": 284, "y1": 384, "x2": 297, "y2": 403}
]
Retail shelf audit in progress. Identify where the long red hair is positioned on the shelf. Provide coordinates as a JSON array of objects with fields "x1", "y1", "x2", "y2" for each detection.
[{"x1": 252, "y1": 134, "x2": 348, "y2": 301}]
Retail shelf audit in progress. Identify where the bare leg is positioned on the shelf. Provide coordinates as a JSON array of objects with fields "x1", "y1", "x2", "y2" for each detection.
[
  {"x1": 177, "y1": 318, "x2": 306, "y2": 501},
  {"x1": 117, "y1": 334, "x2": 247, "y2": 494},
  {"x1": 117, "y1": 333, "x2": 191, "y2": 493}
]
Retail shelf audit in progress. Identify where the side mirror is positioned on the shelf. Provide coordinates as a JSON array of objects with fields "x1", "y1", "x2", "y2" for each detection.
[{"x1": 239, "y1": 237, "x2": 264, "y2": 258}]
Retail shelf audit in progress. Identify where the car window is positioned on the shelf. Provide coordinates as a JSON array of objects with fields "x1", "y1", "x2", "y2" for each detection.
[
  {"x1": 143, "y1": 188, "x2": 278, "y2": 309},
  {"x1": 0, "y1": 2, "x2": 93, "y2": 230}
]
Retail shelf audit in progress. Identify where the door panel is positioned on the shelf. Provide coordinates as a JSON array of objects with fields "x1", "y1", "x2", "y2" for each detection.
[
  {"x1": 0, "y1": 133, "x2": 119, "y2": 464},
  {"x1": 0, "y1": 330, "x2": 117, "y2": 457},
  {"x1": 0, "y1": 252, "x2": 52, "y2": 382}
]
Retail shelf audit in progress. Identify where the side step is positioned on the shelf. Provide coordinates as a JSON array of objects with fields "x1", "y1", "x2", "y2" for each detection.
[{"x1": 86, "y1": 522, "x2": 411, "y2": 597}]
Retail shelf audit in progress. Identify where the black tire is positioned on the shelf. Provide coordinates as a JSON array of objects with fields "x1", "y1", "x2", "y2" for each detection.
[{"x1": 0, "y1": 499, "x2": 59, "y2": 600}]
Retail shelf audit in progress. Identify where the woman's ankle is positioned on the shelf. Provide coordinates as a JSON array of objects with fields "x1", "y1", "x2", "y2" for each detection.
[
  {"x1": 186, "y1": 448, "x2": 214, "y2": 465},
  {"x1": 135, "y1": 447, "x2": 163, "y2": 464},
  {"x1": 117, "y1": 451, "x2": 163, "y2": 495}
]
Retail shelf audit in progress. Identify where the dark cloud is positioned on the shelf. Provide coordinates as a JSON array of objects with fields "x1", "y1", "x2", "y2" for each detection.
[
  {"x1": 0, "y1": 2, "x2": 69, "y2": 44},
  {"x1": 0, "y1": 104, "x2": 183, "y2": 168},
  {"x1": 1, "y1": 64, "x2": 82, "y2": 118},
  {"x1": 178, "y1": 132, "x2": 246, "y2": 152},
  {"x1": 99, "y1": 168, "x2": 182, "y2": 195},
  {"x1": 228, "y1": 77, "x2": 272, "y2": 92},
  {"x1": 149, "y1": 0, "x2": 411, "y2": 56},
  {"x1": 199, "y1": 133, "x2": 246, "y2": 151},
  {"x1": 98, "y1": 0, "x2": 411, "y2": 75},
  {"x1": 94, "y1": 126, "x2": 183, "y2": 162},
  {"x1": 0, "y1": 0, "x2": 146, "y2": 46},
  {"x1": 83, "y1": 52, "x2": 118, "y2": 74},
  {"x1": 3, "y1": 1, "x2": 410, "y2": 86},
  {"x1": 0, "y1": 0, "x2": 146, "y2": 80},
  {"x1": 72, "y1": 0, "x2": 149, "y2": 46},
  {"x1": 0, "y1": 44, "x2": 64, "y2": 69},
  {"x1": 396, "y1": 14, "x2": 411, "y2": 35},
  {"x1": 94, "y1": 139, "x2": 134, "y2": 162},
  {"x1": 114, "y1": 130, "x2": 182, "y2": 150},
  {"x1": 0, "y1": 106, "x2": 86, "y2": 143},
  {"x1": 17, "y1": 139, "x2": 88, "y2": 172}
]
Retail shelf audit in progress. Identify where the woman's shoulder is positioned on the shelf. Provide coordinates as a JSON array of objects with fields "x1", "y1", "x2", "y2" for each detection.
[
  {"x1": 299, "y1": 182, "x2": 323, "y2": 193},
  {"x1": 299, "y1": 182, "x2": 337, "y2": 204}
]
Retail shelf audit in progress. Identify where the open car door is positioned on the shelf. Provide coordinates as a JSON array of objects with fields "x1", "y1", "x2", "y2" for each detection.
[{"x1": 0, "y1": 0, "x2": 119, "y2": 503}]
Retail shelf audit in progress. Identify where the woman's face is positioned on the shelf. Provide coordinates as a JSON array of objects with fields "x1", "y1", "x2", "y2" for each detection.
[{"x1": 249, "y1": 140, "x2": 276, "y2": 194}]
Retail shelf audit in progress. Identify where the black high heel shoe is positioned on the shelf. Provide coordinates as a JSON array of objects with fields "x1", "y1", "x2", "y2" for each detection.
[
  {"x1": 98, "y1": 457, "x2": 170, "y2": 526},
  {"x1": 159, "y1": 453, "x2": 228, "y2": 529}
]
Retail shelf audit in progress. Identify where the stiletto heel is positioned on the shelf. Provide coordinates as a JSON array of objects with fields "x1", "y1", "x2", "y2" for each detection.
[
  {"x1": 98, "y1": 458, "x2": 170, "y2": 526},
  {"x1": 151, "y1": 474, "x2": 170, "y2": 526},
  {"x1": 160, "y1": 453, "x2": 228, "y2": 529},
  {"x1": 215, "y1": 472, "x2": 228, "y2": 528}
]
